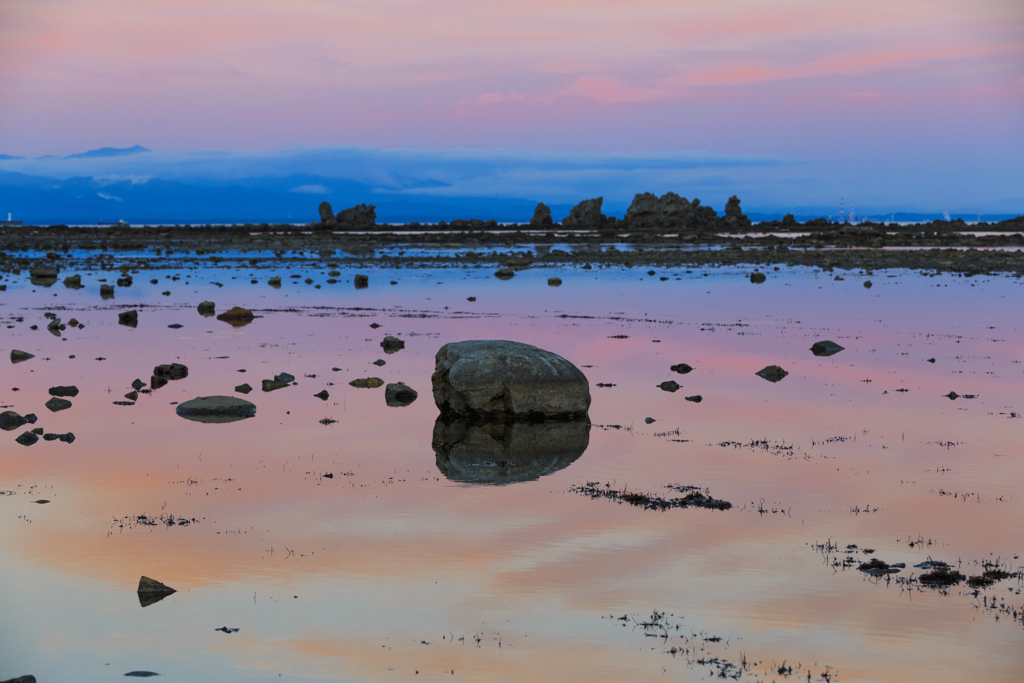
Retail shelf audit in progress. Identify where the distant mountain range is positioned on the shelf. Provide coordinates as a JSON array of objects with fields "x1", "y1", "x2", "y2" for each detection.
[
  {"x1": 63, "y1": 145, "x2": 150, "y2": 160},
  {"x1": 0, "y1": 145, "x2": 1017, "y2": 225}
]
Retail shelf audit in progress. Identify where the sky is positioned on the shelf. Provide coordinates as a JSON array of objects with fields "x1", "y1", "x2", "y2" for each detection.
[{"x1": 1, "y1": 0, "x2": 1022, "y2": 219}]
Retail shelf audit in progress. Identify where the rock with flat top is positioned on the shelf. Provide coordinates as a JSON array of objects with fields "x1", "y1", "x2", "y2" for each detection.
[
  {"x1": 175, "y1": 396, "x2": 256, "y2": 423},
  {"x1": 49, "y1": 386, "x2": 79, "y2": 397},
  {"x1": 216, "y1": 306, "x2": 254, "y2": 326},
  {"x1": 432, "y1": 340, "x2": 590, "y2": 420}
]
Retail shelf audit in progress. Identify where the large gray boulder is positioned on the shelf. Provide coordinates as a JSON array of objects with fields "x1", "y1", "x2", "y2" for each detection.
[
  {"x1": 433, "y1": 419, "x2": 589, "y2": 484},
  {"x1": 432, "y1": 340, "x2": 590, "y2": 420}
]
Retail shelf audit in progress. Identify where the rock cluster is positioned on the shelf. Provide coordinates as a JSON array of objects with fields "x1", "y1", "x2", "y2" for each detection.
[{"x1": 624, "y1": 192, "x2": 721, "y2": 232}]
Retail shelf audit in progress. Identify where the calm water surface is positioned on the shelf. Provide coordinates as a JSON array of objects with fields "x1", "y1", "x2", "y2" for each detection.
[{"x1": 2, "y1": 265, "x2": 1022, "y2": 682}]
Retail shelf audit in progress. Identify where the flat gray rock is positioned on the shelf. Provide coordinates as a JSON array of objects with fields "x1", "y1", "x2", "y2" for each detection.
[
  {"x1": 432, "y1": 340, "x2": 590, "y2": 420},
  {"x1": 175, "y1": 396, "x2": 256, "y2": 423}
]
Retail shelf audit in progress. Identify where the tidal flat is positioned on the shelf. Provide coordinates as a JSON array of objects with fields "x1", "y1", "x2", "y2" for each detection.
[{"x1": 2, "y1": 247, "x2": 1023, "y2": 682}]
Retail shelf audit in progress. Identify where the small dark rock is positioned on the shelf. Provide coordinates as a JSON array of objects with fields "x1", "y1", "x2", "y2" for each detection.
[
  {"x1": 864, "y1": 280, "x2": 873, "y2": 289},
  {"x1": 45, "y1": 397, "x2": 73, "y2": 412},
  {"x1": 314, "y1": 390, "x2": 329, "y2": 400},
  {"x1": 154, "y1": 363, "x2": 188, "y2": 380},
  {"x1": 132, "y1": 379, "x2": 145, "y2": 390},
  {"x1": 235, "y1": 383, "x2": 253, "y2": 394},
  {"x1": 49, "y1": 385, "x2": 79, "y2": 397},
  {"x1": 197, "y1": 301, "x2": 216, "y2": 316},
  {"x1": 670, "y1": 363, "x2": 693, "y2": 374},
  {"x1": 385, "y1": 383, "x2": 418, "y2": 407},
  {"x1": 372, "y1": 359, "x2": 386, "y2": 366},
  {"x1": 15, "y1": 431, "x2": 39, "y2": 446},
  {"x1": 494, "y1": 268, "x2": 515, "y2": 280},
  {"x1": 658, "y1": 381, "x2": 680, "y2": 392},
  {"x1": 750, "y1": 272, "x2": 766, "y2": 284},
  {"x1": 548, "y1": 277, "x2": 562, "y2": 286},
  {"x1": 350, "y1": 377, "x2": 384, "y2": 388},
  {"x1": 100, "y1": 284, "x2": 115, "y2": 298},
  {"x1": 685, "y1": 395, "x2": 703, "y2": 403},
  {"x1": 118, "y1": 310, "x2": 139, "y2": 327},
  {"x1": 354, "y1": 274, "x2": 369, "y2": 288},
  {"x1": 756, "y1": 365, "x2": 788, "y2": 382},
  {"x1": 810, "y1": 340, "x2": 845, "y2": 357},
  {"x1": 381, "y1": 336, "x2": 405, "y2": 353},
  {"x1": 644, "y1": 417, "x2": 655, "y2": 424}
]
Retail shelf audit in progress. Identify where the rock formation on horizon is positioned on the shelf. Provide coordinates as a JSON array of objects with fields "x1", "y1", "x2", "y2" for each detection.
[
  {"x1": 723, "y1": 195, "x2": 751, "y2": 229},
  {"x1": 560, "y1": 197, "x2": 606, "y2": 229},
  {"x1": 530, "y1": 202, "x2": 553, "y2": 228},
  {"x1": 318, "y1": 201, "x2": 335, "y2": 224},
  {"x1": 624, "y1": 192, "x2": 719, "y2": 232},
  {"x1": 336, "y1": 203, "x2": 376, "y2": 229}
]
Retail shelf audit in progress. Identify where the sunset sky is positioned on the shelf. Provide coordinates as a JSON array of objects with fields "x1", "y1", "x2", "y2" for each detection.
[{"x1": 1, "y1": 0, "x2": 1022, "y2": 216}]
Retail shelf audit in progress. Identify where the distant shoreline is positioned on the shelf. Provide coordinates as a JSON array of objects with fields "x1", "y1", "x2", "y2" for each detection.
[{"x1": 2, "y1": 218, "x2": 1023, "y2": 278}]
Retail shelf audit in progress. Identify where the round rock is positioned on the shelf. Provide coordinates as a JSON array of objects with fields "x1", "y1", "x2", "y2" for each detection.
[
  {"x1": 175, "y1": 396, "x2": 256, "y2": 423},
  {"x1": 432, "y1": 340, "x2": 590, "y2": 419}
]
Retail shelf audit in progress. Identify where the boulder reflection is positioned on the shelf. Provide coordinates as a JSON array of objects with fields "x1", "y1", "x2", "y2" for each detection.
[{"x1": 433, "y1": 419, "x2": 589, "y2": 485}]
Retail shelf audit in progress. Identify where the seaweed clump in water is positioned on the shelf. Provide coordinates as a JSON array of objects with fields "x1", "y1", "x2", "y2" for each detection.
[{"x1": 570, "y1": 482, "x2": 732, "y2": 510}]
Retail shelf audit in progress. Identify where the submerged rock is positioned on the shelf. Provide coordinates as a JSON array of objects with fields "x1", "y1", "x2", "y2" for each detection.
[
  {"x1": 432, "y1": 340, "x2": 590, "y2": 420},
  {"x1": 385, "y1": 383, "x2": 418, "y2": 406},
  {"x1": 756, "y1": 365, "x2": 789, "y2": 382},
  {"x1": 380, "y1": 336, "x2": 405, "y2": 353},
  {"x1": 811, "y1": 340, "x2": 845, "y2": 357},
  {"x1": 175, "y1": 396, "x2": 256, "y2": 423},
  {"x1": 349, "y1": 377, "x2": 384, "y2": 388},
  {"x1": 10, "y1": 349, "x2": 34, "y2": 363},
  {"x1": 216, "y1": 306, "x2": 255, "y2": 326},
  {"x1": 153, "y1": 363, "x2": 189, "y2": 380},
  {"x1": 0, "y1": 411, "x2": 28, "y2": 431},
  {"x1": 45, "y1": 397, "x2": 73, "y2": 412},
  {"x1": 15, "y1": 431, "x2": 39, "y2": 446},
  {"x1": 433, "y1": 419, "x2": 589, "y2": 484}
]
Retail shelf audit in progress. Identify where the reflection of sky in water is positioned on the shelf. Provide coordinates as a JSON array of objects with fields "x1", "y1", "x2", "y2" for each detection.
[{"x1": 2, "y1": 265, "x2": 1023, "y2": 681}]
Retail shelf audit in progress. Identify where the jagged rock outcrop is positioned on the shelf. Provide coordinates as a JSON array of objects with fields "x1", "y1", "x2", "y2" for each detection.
[
  {"x1": 624, "y1": 192, "x2": 721, "y2": 233},
  {"x1": 530, "y1": 203, "x2": 553, "y2": 228},
  {"x1": 560, "y1": 198, "x2": 606, "y2": 229},
  {"x1": 336, "y1": 203, "x2": 376, "y2": 229},
  {"x1": 722, "y1": 195, "x2": 751, "y2": 229}
]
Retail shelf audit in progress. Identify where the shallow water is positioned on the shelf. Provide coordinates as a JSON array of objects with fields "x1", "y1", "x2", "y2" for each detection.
[{"x1": 2, "y1": 264, "x2": 1022, "y2": 682}]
